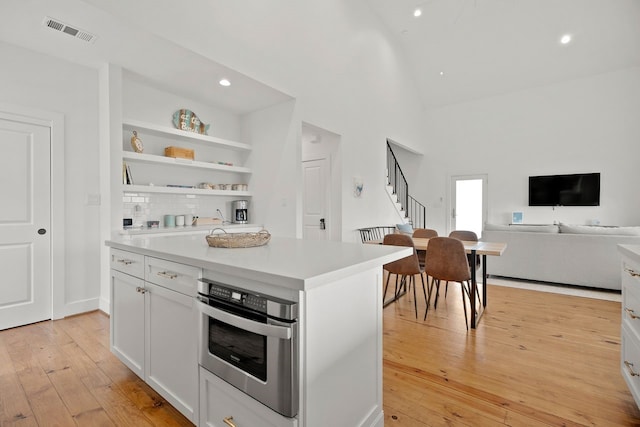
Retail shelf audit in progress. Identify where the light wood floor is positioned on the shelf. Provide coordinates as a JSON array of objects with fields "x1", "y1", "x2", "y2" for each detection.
[
  {"x1": 1, "y1": 281, "x2": 639, "y2": 426},
  {"x1": 382, "y1": 279, "x2": 640, "y2": 426},
  {"x1": 0, "y1": 312, "x2": 191, "y2": 426}
]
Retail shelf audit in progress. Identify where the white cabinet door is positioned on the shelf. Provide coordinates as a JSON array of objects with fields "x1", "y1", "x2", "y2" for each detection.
[
  {"x1": 110, "y1": 270, "x2": 145, "y2": 378},
  {"x1": 200, "y1": 367, "x2": 298, "y2": 427},
  {"x1": 145, "y1": 282, "x2": 198, "y2": 423}
]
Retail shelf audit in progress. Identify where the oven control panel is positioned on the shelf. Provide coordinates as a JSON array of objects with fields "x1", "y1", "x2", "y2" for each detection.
[
  {"x1": 199, "y1": 278, "x2": 298, "y2": 320},
  {"x1": 207, "y1": 283, "x2": 268, "y2": 312}
]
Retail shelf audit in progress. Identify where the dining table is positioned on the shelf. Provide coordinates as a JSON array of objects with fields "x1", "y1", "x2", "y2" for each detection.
[{"x1": 369, "y1": 237, "x2": 507, "y2": 328}]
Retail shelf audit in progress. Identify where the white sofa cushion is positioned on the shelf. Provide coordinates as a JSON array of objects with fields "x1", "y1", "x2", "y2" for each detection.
[
  {"x1": 559, "y1": 224, "x2": 640, "y2": 236},
  {"x1": 484, "y1": 223, "x2": 560, "y2": 233},
  {"x1": 482, "y1": 229, "x2": 640, "y2": 289}
]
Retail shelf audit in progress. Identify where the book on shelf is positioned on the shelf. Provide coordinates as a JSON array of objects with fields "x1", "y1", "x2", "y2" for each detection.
[{"x1": 123, "y1": 161, "x2": 134, "y2": 185}]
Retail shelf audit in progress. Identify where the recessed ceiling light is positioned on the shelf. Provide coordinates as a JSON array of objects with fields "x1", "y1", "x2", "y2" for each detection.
[
  {"x1": 413, "y1": 8, "x2": 422, "y2": 17},
  {"x1": 439, "y1": 71, "x2": 445, "y2": 76},
  {"x1": 219, "y1": 79, "x2": 231, "y2": 87},
  {"x1": 560, "y1": 34, "x2": 572, "y2": 44}
]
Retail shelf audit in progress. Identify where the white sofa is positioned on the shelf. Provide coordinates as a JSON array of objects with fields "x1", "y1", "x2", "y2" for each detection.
[{"x1": 481, "y1": 224, "x2": 640, "y2": 290}]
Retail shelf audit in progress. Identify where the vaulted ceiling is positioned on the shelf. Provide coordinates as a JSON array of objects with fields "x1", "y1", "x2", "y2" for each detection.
[
  {"x1": 365, "y1": 0, "x2": 640, "y2": 109},
  {"x1": 1, "y1": 0, "x2": 639, "y2": 112}
]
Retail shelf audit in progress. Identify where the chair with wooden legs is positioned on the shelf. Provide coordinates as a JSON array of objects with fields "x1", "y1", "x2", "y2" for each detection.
[
  {"x1": 412, "y1": 228, "x2": 438, "y2": 269},
  {"x1": 424, "y1": 237, "x2": 472, "y2": 329},
  {"x1": 447, "y1": 230, "x2": 482, "y2": 302},
  {"x1": 382, "y1": 233, "x2": 430, "y2": 319}
]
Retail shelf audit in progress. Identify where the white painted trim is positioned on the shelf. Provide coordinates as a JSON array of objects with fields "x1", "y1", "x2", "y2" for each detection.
[
  {"x1": 65, "y1": 298, "x2": 100, "y2": 317},
  {"x1": 99, "y1": 63, "x2": 123, "y2": 316},
  {"x1": 0, "y1": 102, "x2": 66, "y2": 321},
  {"x1": 99, "y1": 296, "x2": 111, "y2": 314}
]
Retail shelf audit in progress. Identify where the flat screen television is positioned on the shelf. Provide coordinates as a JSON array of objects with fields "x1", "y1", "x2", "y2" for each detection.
[{"x1": 528, "y1": 173, "x2": 600, "y2": 206}]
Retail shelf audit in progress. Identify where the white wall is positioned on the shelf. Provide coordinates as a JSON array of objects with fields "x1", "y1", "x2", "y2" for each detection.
[
  {"x1": 95, "y1": 0, "x2": 427, "y2": 242},
  {"x1": 0, "y1": 41, "x2": 101, "y2": 315},
  {"x1": 418, "y1": 67, "x2": 640, "y2": 234},
  {"x1": 243, "y1": 100, "x2": 299, "y2": 238}
]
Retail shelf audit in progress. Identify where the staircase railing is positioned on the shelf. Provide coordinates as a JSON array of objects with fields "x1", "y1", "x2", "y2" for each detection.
[
  {"x1": 386, "y1": 141, "x2": 426, "y2": 229},
  {"x1": 407, "y1": 195, "x2": 426, "y2": 229}
]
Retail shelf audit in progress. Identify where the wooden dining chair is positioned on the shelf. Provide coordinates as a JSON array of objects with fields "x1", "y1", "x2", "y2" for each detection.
[
  {"x1": 412, "y1": 228, "x2": 438, "y2": 269},
  {"x1": 448, "y1": 230, "x2": 481, "y2": 300},
  {"x1": 448, "y1": 230, "x2": 481, "y2": 268},
  {"x1": 382, "y1": 233, "x2": 429, "y2": 319},
  {"x1": 424, "y1": 237, "x2": 472, "y2": 329}
]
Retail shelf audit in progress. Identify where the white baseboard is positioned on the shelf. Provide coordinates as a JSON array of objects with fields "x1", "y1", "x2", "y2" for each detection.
[
  {"x1": 99, "y1": 296, "x2": 111, "y2": 315},
  {"x1": 64, "y1": 297, "x2": 100, "y2": 317}
]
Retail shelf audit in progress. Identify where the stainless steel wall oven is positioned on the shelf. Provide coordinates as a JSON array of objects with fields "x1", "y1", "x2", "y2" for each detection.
[{"x1": 196, "y1": 277, "x2": 298, "y2": 417}]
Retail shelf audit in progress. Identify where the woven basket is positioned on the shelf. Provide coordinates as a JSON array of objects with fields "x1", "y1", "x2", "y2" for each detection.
[{"x1": 205, "y1": 229, "x2": 271, "y2": 248}]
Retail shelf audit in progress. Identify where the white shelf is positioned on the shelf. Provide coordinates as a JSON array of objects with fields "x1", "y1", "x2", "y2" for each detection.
[
  {"x1": 122, "y1": 152, "x2": 251, "y2": 174},
  {"x1": 123, "y1": 118, "x2": 251, "y2": 152},
  {"x1": 122, "y1": 184, "x2": 252, "y2": 197}
]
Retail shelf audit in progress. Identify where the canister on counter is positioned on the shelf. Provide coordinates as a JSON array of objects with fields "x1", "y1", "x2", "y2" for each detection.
[{"x1": 164, "y1": 214, "x2": 176, "y2": 228}]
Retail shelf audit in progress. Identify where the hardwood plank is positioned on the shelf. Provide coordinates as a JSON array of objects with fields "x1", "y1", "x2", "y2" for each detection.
[
  {"x1": 2, "y1": 279, "x2": 640, "y2": 427},
  {"x1": 96, "y1": 354, "x2": 191, "y2": 426},
  {"x1": 4, "y1": 326, "x2": 76, "y2": 426},
  {"x1": 71, "y1": 407, "x2": 115, "y2": 427},
  {"x1": 88, "y1": 383, "x2": 155, "y2": 427},
  {"x1": 383, "y1": 279, "x2": 640, "y2": 426}
]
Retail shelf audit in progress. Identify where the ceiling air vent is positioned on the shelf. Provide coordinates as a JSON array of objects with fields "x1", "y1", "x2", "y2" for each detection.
[{"x1": 43, "y1": 17, "x2": 97, "y2": 44}]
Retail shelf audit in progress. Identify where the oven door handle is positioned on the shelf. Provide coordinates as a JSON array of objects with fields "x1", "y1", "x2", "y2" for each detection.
[{"x1": 196, "y1": 300, "x2": 292, "y2": 340}]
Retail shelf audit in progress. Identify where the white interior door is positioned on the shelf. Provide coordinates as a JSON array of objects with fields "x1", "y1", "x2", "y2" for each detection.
[
  {"x1": 0, "y1": 118, "x2": 51, "y2": 330},
  {"x1": 303, "y1": 158, "x2": 329, "y2": 240},
  {"x1": 451, "y1": 175, "x2": 487, "y2": 237}
]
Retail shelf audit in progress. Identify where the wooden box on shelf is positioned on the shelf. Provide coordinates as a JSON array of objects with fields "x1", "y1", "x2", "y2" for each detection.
[
  {"x1": 194, "y1": 217, "x2": 223, "y2": 226},
  {"x1": 165, "y1": 146, "x2": 195, "y2": 160}
]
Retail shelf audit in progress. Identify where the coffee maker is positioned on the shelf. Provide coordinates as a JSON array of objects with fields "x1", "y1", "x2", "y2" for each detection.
[{"x1": 232, "y1": 200, "x2": 248, "y2": 224}]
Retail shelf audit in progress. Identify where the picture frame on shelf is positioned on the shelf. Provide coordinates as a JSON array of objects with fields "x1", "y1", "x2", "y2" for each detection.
[{"x1": 512, "y1": 211, "x2": 523, "y2": 224}]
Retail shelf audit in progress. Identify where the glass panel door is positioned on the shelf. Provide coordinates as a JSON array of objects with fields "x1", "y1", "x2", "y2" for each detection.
[{"x1": 451, "y1": 175, "x2": 487, "y2": 236}]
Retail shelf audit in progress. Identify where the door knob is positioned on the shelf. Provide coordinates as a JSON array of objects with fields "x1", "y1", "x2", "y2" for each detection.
[
  {"x1": 320, "y1": 218, "x2": 326, "y2": 230},
  {"x1": 38, "y1": 228, "x2": 47, "y2": 235}
]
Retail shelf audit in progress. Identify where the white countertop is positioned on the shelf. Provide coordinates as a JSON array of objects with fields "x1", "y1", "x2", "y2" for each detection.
[
  {"x1": 619, "y1": 244, "x2": 640, "y2": 263},
  {"x1": 106, "y1": 234, "x2": 412, "y2": 291}
]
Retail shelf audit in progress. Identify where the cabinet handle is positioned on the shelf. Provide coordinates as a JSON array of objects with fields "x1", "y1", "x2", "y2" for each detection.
[
  {"x1": 117, "y1": 259, "x2": 134, "y2": 265},
  {"x1": 157, "y1": 271, "x2": 178, "y2": 279},
  {"x1": 625, "y1": 361, "x2": 640, "y2": 377},
  {"x1": 625, "y1": 267, "x2": 640, "y2": 278},
  {"x1": 135, "y1": 286, "x2": 147, "y2": 294},
  {"x1": 223, "y1": 416, "x2": 236, "y2": 427},
  {"x1": 625, "y1": 308, "x2": 640, "y2": 320}
]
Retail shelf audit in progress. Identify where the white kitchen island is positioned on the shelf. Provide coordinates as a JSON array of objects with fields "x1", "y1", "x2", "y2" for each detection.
[{"x1": 106, "y1": 234, "x2": 411, "y2": 427}]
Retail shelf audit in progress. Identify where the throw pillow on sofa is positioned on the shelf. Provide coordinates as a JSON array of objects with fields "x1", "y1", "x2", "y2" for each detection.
[{"x1": 396, "y1": 223, "x2": 413, "y2": 235}]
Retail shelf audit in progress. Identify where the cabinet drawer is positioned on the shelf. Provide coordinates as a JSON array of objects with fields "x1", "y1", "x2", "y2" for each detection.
[
  {"x1": 145, "y1": 256, "x2": 201, "y2": 296},
  {"x1": 199, "y1": 367, "x2": 298, "y2": 427},
  {"x1": 111, "y1": 249, "x2": 145, "y2": 278},
  {"x1": 621, "y1": 323, "x2": 640, "y2": 408},
  {"x1": 623, "y1": 259, "x2": 640, "y2": 289},
  {"x1": 623, "y1": 260, "x2": 640, "y2": 336}
]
